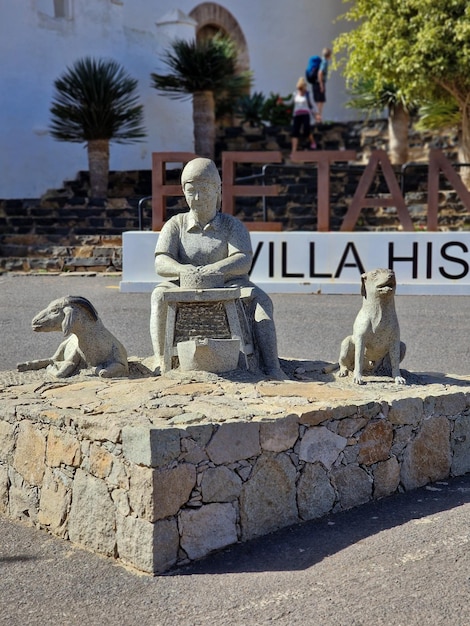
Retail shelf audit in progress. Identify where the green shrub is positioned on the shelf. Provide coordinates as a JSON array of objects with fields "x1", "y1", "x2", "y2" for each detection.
[{"x1": 261, "y1": 93, "x2": 292, "y2": 127}]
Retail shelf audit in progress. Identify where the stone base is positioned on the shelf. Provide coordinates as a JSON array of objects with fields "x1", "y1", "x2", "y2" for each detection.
[{"x1": 1, "y1": 360, "x2": 469, "y2": 574}]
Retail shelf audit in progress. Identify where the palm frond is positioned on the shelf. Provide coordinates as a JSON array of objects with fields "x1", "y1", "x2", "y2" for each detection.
[
  {"x1": 346, "y1": 78, "x2": 417, "y2": 116},
  {"x1": 416, "y1": 99, "x2": 461, "y2": 131},
  {"x1": 49, "y1": 57, "x2": 146, "y2": 144},
  {"x1": 151, "y1": 35, "x2": 252, "y2": 100}
]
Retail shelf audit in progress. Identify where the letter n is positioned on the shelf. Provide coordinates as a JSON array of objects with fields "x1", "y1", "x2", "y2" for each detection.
[
  {"x1": 340, "y1": 150, "x2": 413, "y2": 232},
  {"x1": 427, "y1": 149, "x2": 470, "y2": 231}
]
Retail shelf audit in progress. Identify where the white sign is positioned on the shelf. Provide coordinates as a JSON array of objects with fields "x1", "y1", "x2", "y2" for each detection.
[{"x1": 120, "y1": 231, "x2": 470, "y2": 295}]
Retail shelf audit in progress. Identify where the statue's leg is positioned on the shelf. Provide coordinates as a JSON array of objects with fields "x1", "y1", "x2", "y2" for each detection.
[
  {"x1": 251, "y1": 288, "x2": 285, "y2": 380},
  {"x1": 338, "y1": 336, "x2": 354, "y2": 377},
  {"x1": 150, "y1": 283, "x2": 173, "y2": 368},
  {"x1": 400, "y1": 341, "x2": 406, "y2": 363}
]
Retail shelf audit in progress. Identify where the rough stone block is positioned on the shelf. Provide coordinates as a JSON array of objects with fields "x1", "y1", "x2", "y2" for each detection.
[
  {"x1": 297, "y1": 462, "x2": 336, "y2": 520},
  {"x1": 337, "y1": 416, "x2": 368, "y2": 438},
  {"x1": 179, "y1": 502, "x2": 238, "y2": 561},
  {"x1": 127, "y1": 464, "x2": 154, "y2": 522},
  {"x1": 111, "y1": 488, "x2": 130, "y2": 517},
  {"x1": 357, "y1": 420, "x2": 393, "y2": 466},
  {"x1": 391, "y1": 424, "x2": 414, "y2": 456},
  {"x1": 180, "y1": 437, "x2": 208, "y2": 464},
  {"x1": 401, "y1": 417, "x2": 451, "y2": 490},
  {"x1": 0, "y1": 421, "x2": 16, "y2": 462},
  {"x1": 206, "y1": 422, "x2": 260, "y2": 465},
  {"x1": 116, "y1": 514, "x2": 179, "y2": 574},
  {"x1": 332, "y1": 465, "x2": 372, "y2": 510},
  {"x1": 298, "y1": 426, "x2": 347, "y2": 469},
  {"x1": 13, "y1": 422, "x2": 46, "y2": 486},
  {"x1": 434, "y1": 393, "x2": 468, "y2": 418},
  {"x1": 68, "y1": 469, "x2": 116, "y2": 556},
  {"x1": 38, "y1": 467, "x2": 71, "y2": 534},
  {"x1": 153, "y1": 463, "x2": 197, "y2": 521},
  {"x1": 74, "y1": 416, "x2": 122, "y2": 444},
  {"x1": 259, "y1": 414, "x2": 299, "y2": 452},
  {"x1": 373, "y1": 456, "x2": 400, "y2": 498},
  {"x1": 107, "y1": 457, "x2": 129, "y2": 490},
  {"x1": 8, "y1": 484, "x2": 39, "y2": 524},
  {"x1": 89, "y1": 444, "x2": 113, "y2": 479},
  {"x1": 451, "y1": 414, "x2": 470, "y2": 476},
  {"x1": 46, "y1": 427, "x2": 81, "y2": 468},
  {"x1": 388, "y1": 397, "x2": 424, "y2": 425},
  {"x1": 240, "y1": 453, "x2": 298, "y2": 541},
  {"x1": 122, "y1": 425, "x2": 182, "y2": 468},
  {"x1": 186, "y1": 424, "x2": 214, "y2": 448},
  {"x1": 0, "y1": 465, "x2": 9, "y2": 514},
  {"x1": 201, "y1": 466, "x2": 242, "y2": 503}
]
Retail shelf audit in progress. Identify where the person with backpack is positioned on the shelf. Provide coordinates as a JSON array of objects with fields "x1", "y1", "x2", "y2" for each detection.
[
  {"x1": 289, "y1": 76, "x2": 320, "y2": 158},
  {"x1": 306, "y1": 47, "x2": 332, "y2": 120}
]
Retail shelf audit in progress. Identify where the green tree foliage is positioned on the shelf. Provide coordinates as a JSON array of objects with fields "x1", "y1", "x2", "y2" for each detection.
[
  {"x1": 49, "y1": 57, "x2": 146, "y2": 198},
  {"x1": 261, "y1": 94, "x2": 292, "y2": 127},
  {"x1": 335, "y1": 0, "x2": 470, "y2": 103},
  {"x1": 334, "y1": 0, "x2": 470, "y2": 176},
  {"x1": 334, "y1": 0, "x2": 470, "y2": 169}
]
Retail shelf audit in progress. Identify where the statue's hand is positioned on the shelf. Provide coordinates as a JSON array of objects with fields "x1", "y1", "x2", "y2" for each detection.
[
  {"x1": 177, "y1": 264, "x2": 198, "y2": 277},
  {"x1": 197, "y1": 265, "x2": 218, "y2": 275}
]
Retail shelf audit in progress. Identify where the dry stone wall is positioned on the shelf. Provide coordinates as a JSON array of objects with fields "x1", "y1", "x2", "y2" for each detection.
[{"x1": 1, "y1": 363, "x2": 469, "y2": 574}]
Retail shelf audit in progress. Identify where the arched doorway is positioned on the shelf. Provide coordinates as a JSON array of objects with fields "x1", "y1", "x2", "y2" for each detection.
[{"x1": 189, "y1": 3, "x2": 250, "y2": 74}]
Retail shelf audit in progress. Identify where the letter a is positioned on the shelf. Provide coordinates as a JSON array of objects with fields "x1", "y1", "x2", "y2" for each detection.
[{"x1": 340, "y1": 150, "x2": 413, "y2": 231}]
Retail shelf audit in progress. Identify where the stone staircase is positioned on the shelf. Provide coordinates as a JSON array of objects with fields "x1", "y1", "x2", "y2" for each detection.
[
  {"x1": 0, "y1": 170, "x2": 153, "y2": 273},
  {"x1": 1, "y1": 121, "x2": 468, "y2": 272},
  {"x1": 0, "y1": 233, "x2": 124, "y2": 273}
]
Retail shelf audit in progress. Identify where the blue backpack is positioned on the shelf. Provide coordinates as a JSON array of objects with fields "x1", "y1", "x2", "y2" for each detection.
[{"x1": 306, "y1": 55, "x2": 321, "y2": 84}]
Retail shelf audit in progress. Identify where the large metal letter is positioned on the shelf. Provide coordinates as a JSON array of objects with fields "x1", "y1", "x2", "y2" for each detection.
[
  {"x1": 427, "y1": 149, "x2": 470, "y2": 231},
  {"x1": 221, "y1": 151, "x2": 283, "y2": 231},
  {"x1": 292, "y1": 150, "x2": 356, "y2": 231},
  {"x1": 341, "y1": 150, "x2": 413, "y2": 232},
  {"x1": 151, "y1": 152, "x2": 196, "y2": 230}
]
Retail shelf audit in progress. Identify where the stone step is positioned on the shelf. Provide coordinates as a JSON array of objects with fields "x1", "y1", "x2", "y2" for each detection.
[
  {"x1": 0, "y1": 235, "x2": 122, "y2": 273},
  {"x1": 0, "y1": 255, "x2": 121, "y2": 273}
]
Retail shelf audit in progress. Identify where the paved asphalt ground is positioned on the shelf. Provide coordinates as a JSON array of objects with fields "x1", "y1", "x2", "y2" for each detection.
[
  {"x1": 1, "y1": 272, "x2": 469, "y2": 375},
  {"x1": 1, "y1": 273, "x2": 470, "y2": 625}
]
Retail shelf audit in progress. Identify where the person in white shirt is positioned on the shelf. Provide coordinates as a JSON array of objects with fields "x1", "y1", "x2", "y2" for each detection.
[{"x1": 290, "y1": 76, "x2": 320, "y2": 158}]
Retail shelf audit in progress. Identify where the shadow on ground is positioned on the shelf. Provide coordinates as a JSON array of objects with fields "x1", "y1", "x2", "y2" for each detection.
[{"x1": 170, "y1": 473, "x2": 470, "y2": 576}]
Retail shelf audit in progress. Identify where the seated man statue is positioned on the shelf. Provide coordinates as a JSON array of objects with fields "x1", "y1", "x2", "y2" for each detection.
[{"x1": 150, "y1": 157, "x2": 285, "y2": 380}]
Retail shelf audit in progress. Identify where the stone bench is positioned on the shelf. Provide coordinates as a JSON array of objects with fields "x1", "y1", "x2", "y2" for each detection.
[{"x1": 0, "y1": 362, "x2": 469, "y2": 574}]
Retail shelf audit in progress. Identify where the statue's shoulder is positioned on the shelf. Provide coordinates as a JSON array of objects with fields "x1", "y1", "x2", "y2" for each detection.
[
  {"x1": 219, "y1": 212, "x2": 247, "y2": 231},
  {"x1": 162, "y1": 212, "x2": 186, "y2": 231}
]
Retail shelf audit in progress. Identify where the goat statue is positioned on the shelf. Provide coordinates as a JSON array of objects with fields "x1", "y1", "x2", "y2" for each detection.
[{"x1": 17, "y1": 295, "x2": 129, "y2": 378}]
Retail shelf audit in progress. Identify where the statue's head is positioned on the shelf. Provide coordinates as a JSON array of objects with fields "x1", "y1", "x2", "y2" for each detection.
[
  {"x1": 181, "y1": 157, "x2": 221, "y2": 188},
  {"x1": 181, "y1": 158, "x2": 222, "y2": 212}
]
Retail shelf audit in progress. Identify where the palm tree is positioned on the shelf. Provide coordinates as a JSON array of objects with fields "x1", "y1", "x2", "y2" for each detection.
[
  {"x1": 416, "y1": 96, "x2": 470, "y2": 188},
  {"x1": 151, "y1": 35, "x2": 252, "y2": 160},
  {"x1": 347, "y1": 79, "x2": 416, "y2": 165},
  {"x1": 49, "y1": 57, "x2": 146, "y2": 198}
]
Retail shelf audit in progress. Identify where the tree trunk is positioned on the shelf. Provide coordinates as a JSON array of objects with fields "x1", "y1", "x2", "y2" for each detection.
[
  {"x1": 87, "y1": 139, "x2": 110, "y2": 199},
  {"x1": 388, "y1": 103, "x2": 410, "y2": 165},
  {"x1": 458, "y1": 104, "x2": 470, "y2": 189},
  {"x1": 193, "y1": 91, "x2": 215, "y2": 160}
]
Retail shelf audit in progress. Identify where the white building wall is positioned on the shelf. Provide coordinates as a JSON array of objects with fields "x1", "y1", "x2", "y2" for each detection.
[{"x1": 0, "y1": 0, "x2": 350, "y2": 198}]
